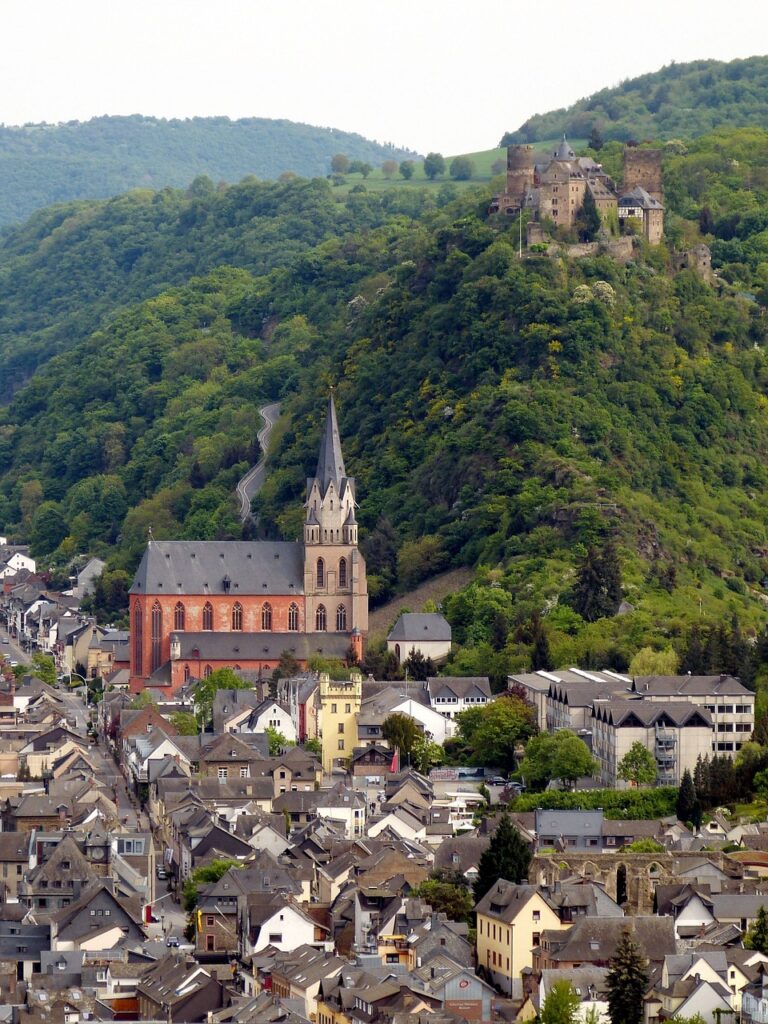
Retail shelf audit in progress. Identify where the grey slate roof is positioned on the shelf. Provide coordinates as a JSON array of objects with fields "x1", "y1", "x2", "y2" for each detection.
[
  {"x1": 631, "y1": 674, "x2": 751, "y2": 697},
  {"x1": 173, "y1": 631, "x2": 351, "y2": 661},
  {"x1": 387, "y1": 613, "x2": 451, "y2": 643},
  {"x1": 314, "y1": 395, "x2": 347, "y2": 493},
  {"x1": 592, "y1": 700, "x2": 712, "y2": 728},
  {"x1": 129, "y1": 540, "x2": 304, "y2": 595}
]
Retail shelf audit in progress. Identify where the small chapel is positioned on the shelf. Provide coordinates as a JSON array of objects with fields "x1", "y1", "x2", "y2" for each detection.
[{"x1": 128, "y1": 396, "x2": 368, "y2": 693}]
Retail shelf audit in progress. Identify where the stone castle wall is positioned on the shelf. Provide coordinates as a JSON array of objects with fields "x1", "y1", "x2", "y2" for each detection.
[{"x1": 623, "y1": 148, "x2": 664, "y2": 203}]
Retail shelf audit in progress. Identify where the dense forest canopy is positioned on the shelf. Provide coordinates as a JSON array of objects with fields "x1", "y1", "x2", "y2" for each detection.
[
  {"x1": 3, "y1": 125, "x2": 768, "y2": 682},
  {"x1": 0, "y1": 114, "x2": 418, "y2": 227},
  {"x1": 501, "y1": 55, "x2": 768, "y2": 146}
]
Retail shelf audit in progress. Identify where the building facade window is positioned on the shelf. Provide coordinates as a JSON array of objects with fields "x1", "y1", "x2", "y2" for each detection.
[
  {"x1": 204, "y1": 664, "x2": 212, "y2": 678},
  {"x1": 316, "y1": 605, "x2": 327, "y2": 631},
  {"x1": 133, "y1": 604, "x2": 143, "y2": 676},
  {"x1": 288, "y1": 602, "x2": 299, "y2": 631},
  {"x1": 317, "y1": 558, "x2": 325, "y2": 588},
  {"x1": 336, "y1": 604, "x2": 347, "y2": 631},
  {"x1": 150, "y1": 601, "x2": 162, "y2": 673},
  {"x1": 183, "y1": 664, "x2": 190, "y2": 682},
  {"x1": 261, "y1": 603, "x2": 272, "y2": 630},
  {"x1": 174, "y1": 602, "x2": 185, "y2": 630},
  {"x1": 232, "y1": 602, "x2": 243, "y2": 631},
  {"x1": 339, "y1": 557, "x2": 347, "y2": 588},
  {"x1": 202, "y1": 602, "x2": 214, "y2": 630}
]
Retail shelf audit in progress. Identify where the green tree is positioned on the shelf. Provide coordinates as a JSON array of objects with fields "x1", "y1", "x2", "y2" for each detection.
[
  {"x1": 30, "y1": 652, "x2": 57, "y2": 686},
  {"x1": 170, "y1": 711, "x2": 199, "y2": 736},
  {"x1": 576, "y1": 187, "x2": 602, "y2": 242},
  {"x1": 30, "y1": 502, "x2": 67, "y2": 554},
  {"x1": 456, "y1": 696, "x2": 537, "y2": 772},
  {"x1": 265, "y1": 727, "x2": 291, "y2": 756},
  {"x1": 382, "y1": 712, "x2": 421, "y2": 758},
  {"x1": 676, "y1": 769, "x2": 701, "y2": 827},
  {"x1": 746, "y1": 905, "x2": 768, "y2": 953},
  {"x1": 588, "y1": 126, "x2": 604, "y2": 151},
  {"x1": 399, "y1": 160, "x2": 415, "y2": 180},
  {"x1": 330, "y1": 153, "x2": 350, "y2": 175},
  {"x1": 473, "y1": 813, "x2": 532, "y2": 902},
  {"x1": 629, "y1": 646, "x2": 679, "y2": 676},
  {"x1": 423, "y1": 152, "x2": 446, "y2": 179},
  {"x1": 519, "y1": 730, "x2": 596, "y2": 790},
  {"x1": 381, "y1": 159, "x2": 398, "y2": 179},
  {"x1": 412, "y1": 734, "x2": 445, "y2": 773},
  {"x1": 303, "y1": 737, "x2": 322, "y2": 757},
  {"x1": 449, "y1": 156, "x2": 475, "y2": 181},
  {"x1": 571, "y1": 541, "x2": 622, "y2": 622},
  {"x1": 617, "y1": 742, "x2": 657, "y2": 787},
  {"x1": 606, "y1": 928, "x2": 649, "y2": 1024},
  {"x1": 540, "y1": 980, "x2": 581, "y2": 1024},
  {"x1": 412, "y1": 878, "x2": 473, "y2": 922},
  {"x1": 403, "y1": 647, "x2": 437, "y2": 681},
  {"x1": 491, "y1": 158, "x2": 506, "y2": 175},
  {"x1": 530, "y1": 612, "x2": 553, "y2": 671},
  {"x1": 130, "y1": 689, "x2": 157, "y2": 709}
]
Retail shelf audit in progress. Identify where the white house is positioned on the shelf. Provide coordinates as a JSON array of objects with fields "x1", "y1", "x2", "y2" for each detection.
[
  {"x1": 367, "y1": 808, "x2": 426, "y2": 841},
  {"x1": 387, "y1": 613, "x2": 452, "y2": 665},
  {"x1": 389, "y1": 696, "x2": 456, "y2": 743},
  {"x1": 225, "y1": 699, "x2": 297, "y2": 743},
  {"x1": 240, "y1": 897, "x2": 325, "y2": 955},
  {"x1": 0, "y1": 551, "x2": 36, "y2": 578},
  {"x1": 425, "y1": 676, "x2": 492, "y2": 719}
]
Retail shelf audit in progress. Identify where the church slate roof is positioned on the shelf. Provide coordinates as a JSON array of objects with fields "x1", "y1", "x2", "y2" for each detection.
[
  {"x1": 172, "y1": 630, "x2": 351, "y2": 661},
  {"x1": 129, "y1": 540, "x2": 304, "y2": 595},
  {"x1": 314, "y1": 395, "x2": 347, "y2": 493},
  {"x1": 388, "y1": 613, "x2": 451, "y2": 643}
]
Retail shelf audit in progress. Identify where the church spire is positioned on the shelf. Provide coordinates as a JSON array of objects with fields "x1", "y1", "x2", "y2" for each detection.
[{"x1": 315, "y1": 393, "x2": 346, "y2": 493}]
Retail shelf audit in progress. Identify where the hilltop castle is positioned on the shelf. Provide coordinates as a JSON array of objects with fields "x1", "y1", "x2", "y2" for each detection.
[
  {"x1": 128, "y1": 396, "x2": 368, "y2": 693},
  {"x1": 490, "y1": 137, "x2": 664, "y2": 244}
]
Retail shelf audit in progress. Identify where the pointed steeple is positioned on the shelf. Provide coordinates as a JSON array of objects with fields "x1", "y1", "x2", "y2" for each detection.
[{"x1": 315, "y1": 393, "x2": 346, "y2": 493}]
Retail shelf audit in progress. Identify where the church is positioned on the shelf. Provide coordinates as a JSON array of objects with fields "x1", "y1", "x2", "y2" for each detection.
[{"x1": 128, "y1": 396, "x2": 368, "y2": 693}]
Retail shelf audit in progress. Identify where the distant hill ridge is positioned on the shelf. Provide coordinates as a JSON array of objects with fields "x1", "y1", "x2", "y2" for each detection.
[
  {"x1": 0, "y1": 113, "x2": 419, "y2": 226},
  {"x1": 501, "y1": 54, "x2": 768, "y2": 146}
]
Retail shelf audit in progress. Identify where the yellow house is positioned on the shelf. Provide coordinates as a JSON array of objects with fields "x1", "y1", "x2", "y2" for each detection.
[
  {"x1": 319, "y1": 671, "x2": 362, "y2": 773},
  {"x1": 475, "y1": 881, "x2": 568, "y2": 999}
]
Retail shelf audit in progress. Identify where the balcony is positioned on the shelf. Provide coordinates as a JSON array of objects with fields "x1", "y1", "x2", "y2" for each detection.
[
  {"x1": 657, "y1": 770, "x2": 676, "y2": 785},
  {"x1": 655, "y1": 729, "x2": 676, "y2": 746}
]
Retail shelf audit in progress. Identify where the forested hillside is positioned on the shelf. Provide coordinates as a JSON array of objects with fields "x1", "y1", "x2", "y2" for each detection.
[
  {"x1": 501, "y1": 55, "x2": 768, "y2": 145},
  {"x1": 3, "y1": 126, "x2": 768, "y2": 682},
  {"x1": 0, "y1": 115, "x2": 417, "y2": 227}
]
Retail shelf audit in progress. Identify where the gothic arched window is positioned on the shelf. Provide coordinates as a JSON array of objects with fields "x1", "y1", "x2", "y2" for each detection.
[
  {"x1": 336, "y1": 604, "x2": 347, "y2": 631},
  {"x1": 133, "y1": 604, "x2": 143, "y2": 676},
  {"x1": 317, "y1": 557, "x2": 325, "y2": 588},
  {"x1": 183, "y1": 664, "x2": 190, "y2": 682},
  {"x1": 262, "y1": 603, "x2": 272, "y2": 631},
  {"x1": 316, "y1": 605, "x2": 327, "y2": 631},
  {"x1": 232, "y1": 602, "x2": 243, "y2": 631},
  {"x1": 204, "y1": 664, "x2": 212, "y2": 679},
  {"x1": 288, "y1": 603, "x2": 299, "y2": 631},
  {"x1": 202, "y1": 602, "x2": 213, "y2": 631},
  {"x1": 338, "y1": 557, "x2": 347, "y2": 588},
  {"x1": 151, "y1": 601, "x2": 162, "y2": 673},
  {"x1": 174, "y1": 602, "x2": 185, "y2": 630}
]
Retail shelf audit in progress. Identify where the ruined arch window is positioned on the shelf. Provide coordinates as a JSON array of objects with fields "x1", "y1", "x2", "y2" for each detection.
[
  {"x1": 338, "y1": 557, "x2": 347, "y2": 588},
  {"x1": 316, "y1": 605, "x2": 327, "y2": 631},
  {"x1": 204, "y1": 665, "x2": 212, "y2": 679},
  {"x1": 261, "y1": 603, "x2": 272, "y2": 631},
  {"x1": 174, "y1": 602, "x2": 185, "y2": 631},
  {"x1": 232, "y1": 602, "x2": 243, "y2": 631},
  {"x1": 151, "y1": 601, "x2": 162, "y2": 674},
  {"x1": 183, "y1": 665, "x2": 190, "y2": 682},
  {"x1": 336, "y1": 605, "x2": 347, "y2": 631},
  {"x1": 288, "y1": 603, "x2": 299, "y2": 631},
  {"x1": 317, "y1": 557, "x2": 325, "y2": 588},
  {"x1": 133, "y1": 604, "x2": 143, "y2": 676},
  {"x1": 202, "y1": 602, "x2": 214, "y2": 631}
]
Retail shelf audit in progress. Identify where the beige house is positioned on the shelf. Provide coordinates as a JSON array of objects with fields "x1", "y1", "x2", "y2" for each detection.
[
  {"x1": 591, "y1": 700, "x2": 712, "y2": 786},
  {"x1": 475, "y1": 881, "x2": 569, "y2": 999}
]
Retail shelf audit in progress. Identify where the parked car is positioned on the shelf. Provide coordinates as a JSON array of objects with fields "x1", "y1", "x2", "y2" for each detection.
[
  {"x1": 156, "y1": 866, "x2": 168, "y2": 880},
  {"x1": 166, "y1": 935, "x2": 179, "y2": 947}
]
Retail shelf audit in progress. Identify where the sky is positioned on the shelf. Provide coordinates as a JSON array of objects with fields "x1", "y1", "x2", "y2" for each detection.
[{"x1": 2, "y1": 0, "x2": 768, "y2": 155}]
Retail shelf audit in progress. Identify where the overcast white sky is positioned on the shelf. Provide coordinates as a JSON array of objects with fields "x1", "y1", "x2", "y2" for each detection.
[{"x1": 2, "y1": 0, "x2": 767, "y2": 154}]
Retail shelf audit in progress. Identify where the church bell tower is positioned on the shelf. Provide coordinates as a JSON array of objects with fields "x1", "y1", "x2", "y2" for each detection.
[{"x1": 304, "y1": 396, "x2": 368, "y2": 647}]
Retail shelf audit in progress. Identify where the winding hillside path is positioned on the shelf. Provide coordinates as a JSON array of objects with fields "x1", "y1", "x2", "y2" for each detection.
[{"x1": 236, "y1": 401, "x2": 281, "y2": 522}]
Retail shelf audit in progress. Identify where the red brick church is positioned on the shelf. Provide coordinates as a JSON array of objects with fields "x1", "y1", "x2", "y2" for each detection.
[{"x1": 128, "y1": 397, "x2": 368, "y2": 693}]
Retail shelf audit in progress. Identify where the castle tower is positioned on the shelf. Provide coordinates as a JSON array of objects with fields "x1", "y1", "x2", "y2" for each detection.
[
  {"x1": 304, "y1": 395, "x2": 368, "y2": 643},
  {"x1": 505, "y1": 144, "x2": 535, "y2": 206},
  {"x1": 623, "y1": 147, "x2": 664, "y2": 204},
  {"x1": 319, "y1": 670, "x2": 362, "y2": 773}
]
